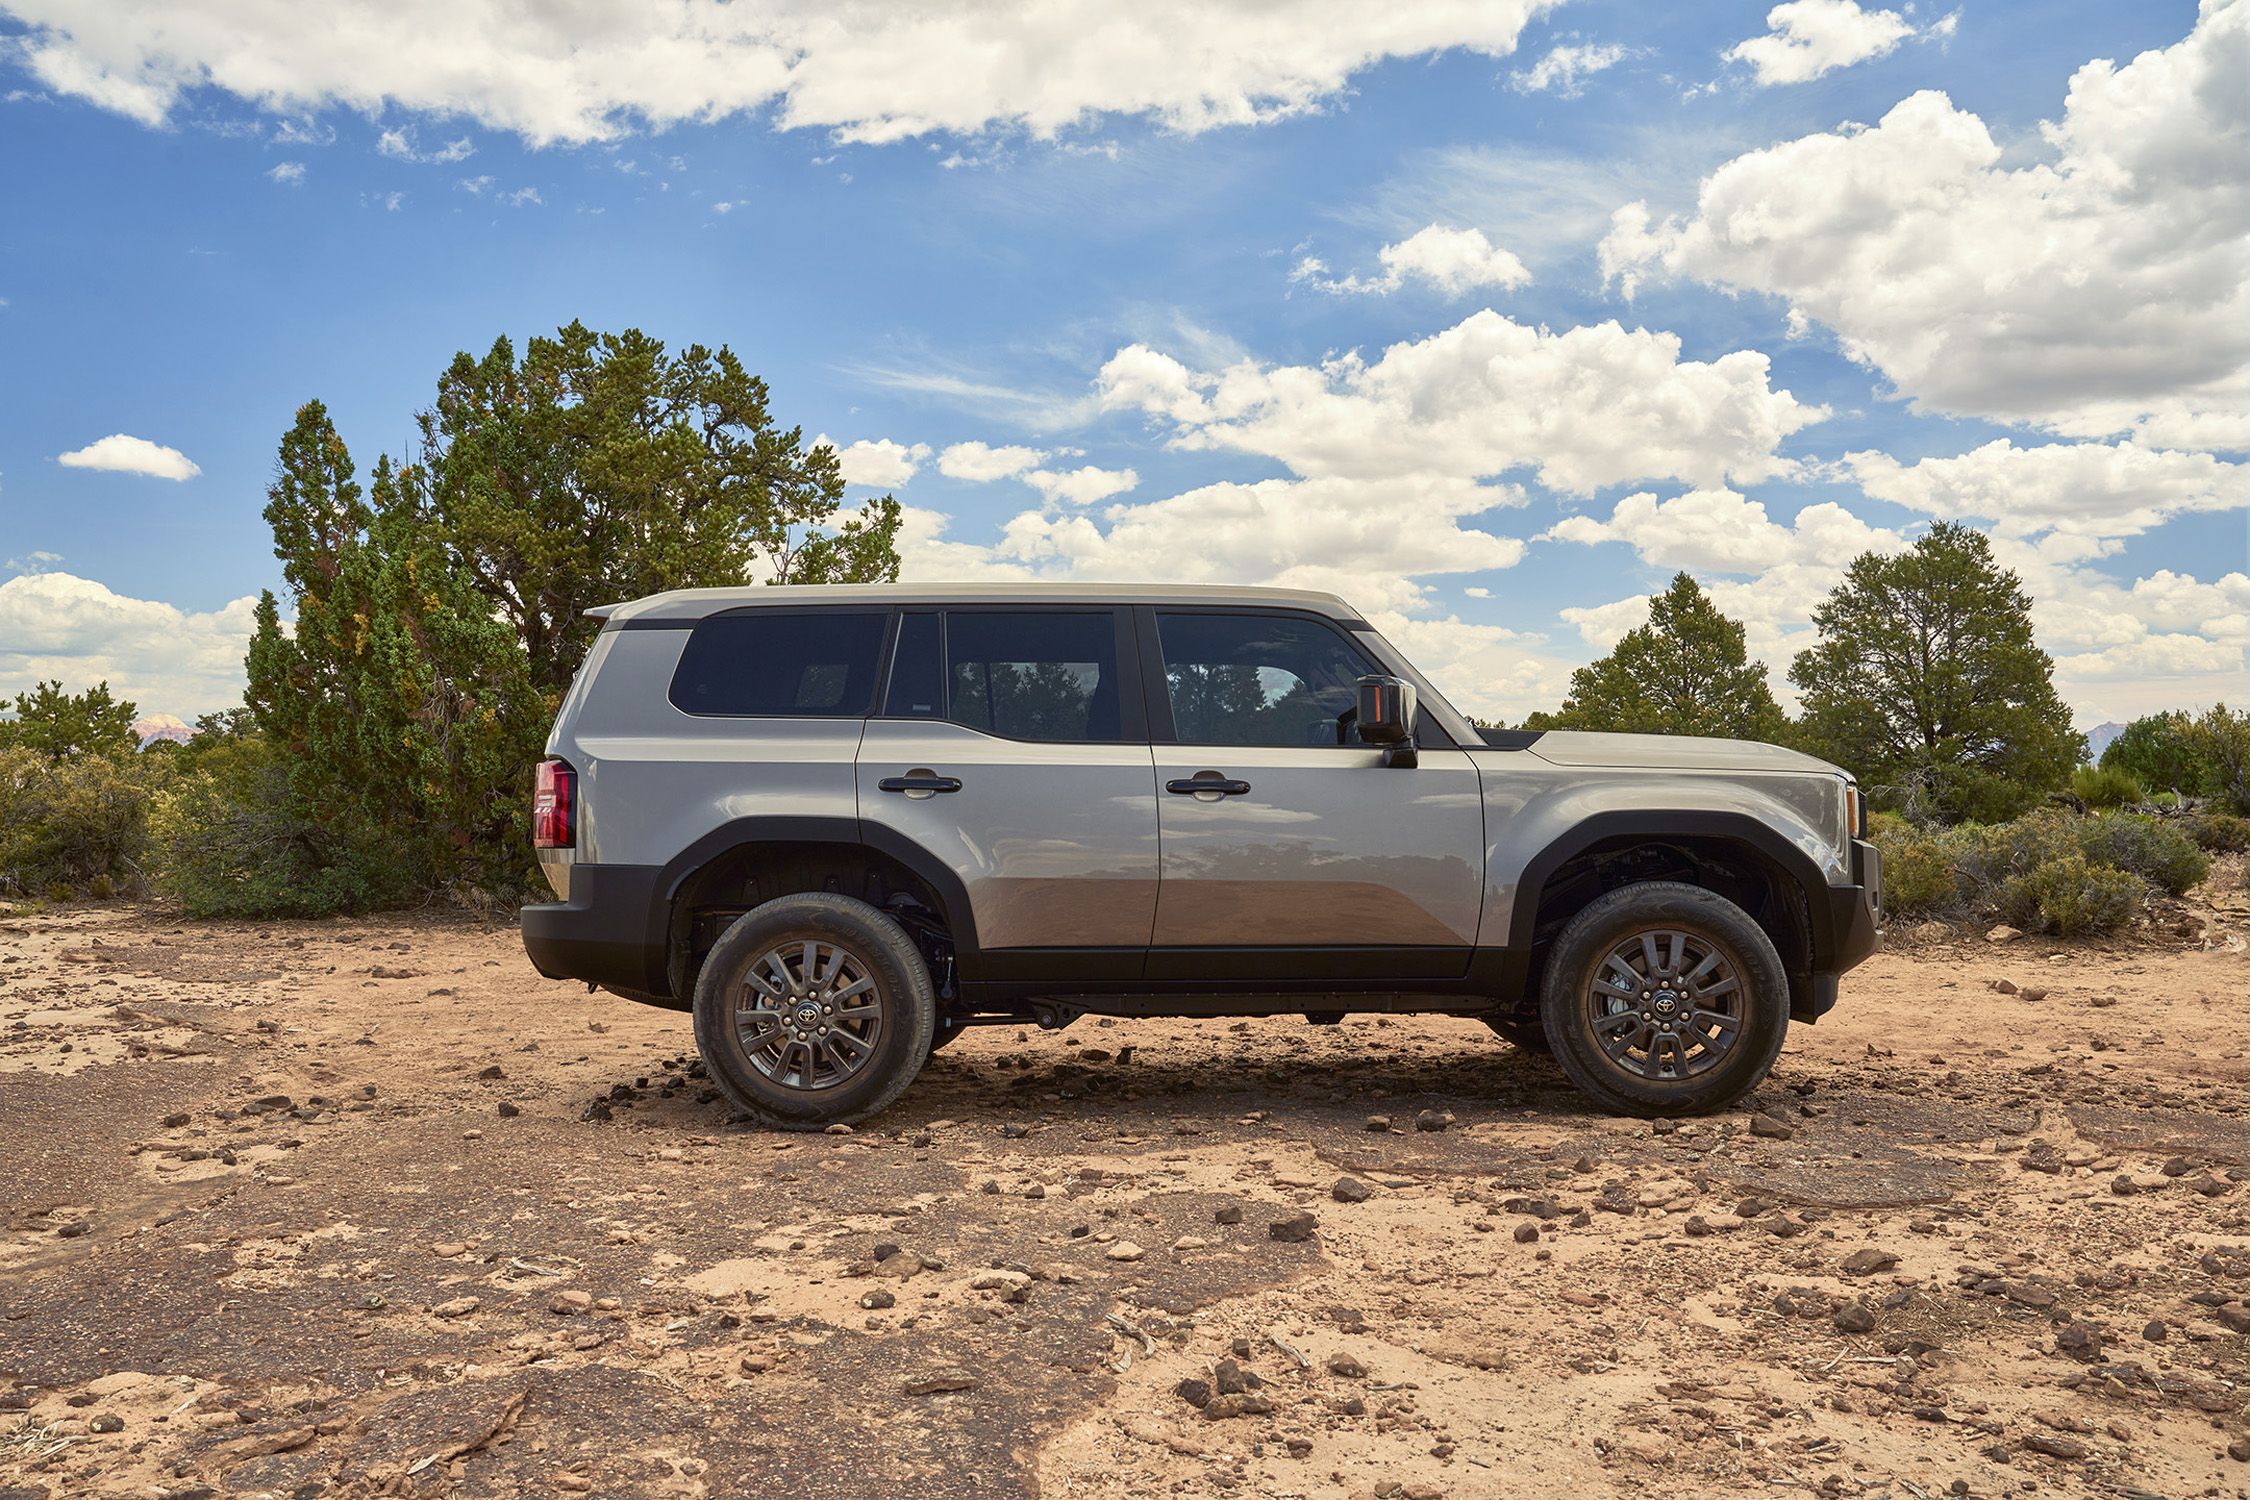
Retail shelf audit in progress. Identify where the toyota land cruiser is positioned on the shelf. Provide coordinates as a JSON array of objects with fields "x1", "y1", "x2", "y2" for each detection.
[{"x1": 522, "y1": 583, "x2": 1879, "y2": 1126}]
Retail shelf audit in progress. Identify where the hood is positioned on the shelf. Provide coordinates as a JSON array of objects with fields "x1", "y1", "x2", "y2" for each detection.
[{"x1": 1526, "y1": 730, "x2": 1843, "y2": 777}]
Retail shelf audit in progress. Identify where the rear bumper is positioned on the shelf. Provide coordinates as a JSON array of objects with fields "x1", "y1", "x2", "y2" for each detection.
[
  {"x1": 520, "y1": 862, "x2": 669, "y2": 996},
  {"x1": 1795, "y1": 839, "x2": 1881, "y2": 1020}
]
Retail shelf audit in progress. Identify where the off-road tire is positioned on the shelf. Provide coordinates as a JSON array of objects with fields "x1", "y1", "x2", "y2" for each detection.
[
  {"x1": 692, "y1": 893, "x2": 935, "y2": 1130},
  {"x1": 1539, "y1": 881, "x2": 1788, "y2": 1117}
]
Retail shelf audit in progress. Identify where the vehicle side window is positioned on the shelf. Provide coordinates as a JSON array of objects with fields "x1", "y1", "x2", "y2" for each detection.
[
  {"x1": 944, "y1": 610, "x2": 1125, "y2": 743},
  {"x1": 668, "y1": 610, "x2": 888, "y2": 717},
  {"x1": 1156, "y1": 612, "x2": 1374, "y2": 747}
]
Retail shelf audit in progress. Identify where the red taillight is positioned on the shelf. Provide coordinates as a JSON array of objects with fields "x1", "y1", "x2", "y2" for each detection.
[{"x1": 533, "y1": 759, "x2": 575, "y2": 849}]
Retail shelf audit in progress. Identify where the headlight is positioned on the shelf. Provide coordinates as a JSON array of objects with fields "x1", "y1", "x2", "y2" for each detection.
[{"x1": 1846, "y1": 783, "x2": 1865, "y2": 839}]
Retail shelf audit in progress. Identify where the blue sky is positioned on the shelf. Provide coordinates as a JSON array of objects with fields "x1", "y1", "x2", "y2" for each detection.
[{"x1": 1, "y1": 0, "x2": 2243, "y2": 730}]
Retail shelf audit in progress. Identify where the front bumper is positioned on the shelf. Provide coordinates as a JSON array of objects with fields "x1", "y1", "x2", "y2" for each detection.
[
  {"x1": 1794, "y1": 839, "x2": 1882, "y2": 1021},
  {"x1": 520, "y1": 861, "x2": 670, "y2": 996}
]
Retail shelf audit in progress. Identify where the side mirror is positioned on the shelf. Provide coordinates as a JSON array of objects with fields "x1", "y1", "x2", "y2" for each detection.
[{"x1": 1355, "y1": 675, "x2": 1418, "y2": 768}]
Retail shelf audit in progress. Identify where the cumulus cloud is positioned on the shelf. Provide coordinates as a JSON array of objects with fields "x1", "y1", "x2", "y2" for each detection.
[
  {"x1": 820, "y1": 436, "x2": 930, "y2": 488},
  {"x1": 936, "y1": 441, "x2": 1047, "y2": 482},
  {"x1": 1724, "y1": 0, "x2": 1942, "y2": 86},
  {"x1": 0, "y1": 571, "x2": 262, "y2": 718},
  {"x1": 1509, "y1": 41, "x2": 1629, "y2": 96},
  {"x1": 1, "y1": 0, "x2": 1560, "y2": 147},
  {"x1": 1290, "y1": 224, "x2": 1531, "y2": 297},
  {"x1": 1542, "y1": 489, "x2": 1903, "y2": 577},
  {"x1": 1023, "y1": 464, "x2": 1138, "y2": 507},
  {"x1": 1096, "y1": 310, "x2": 1825, "y2": 496},
  {"x1": 55, "y1": 433, "x2": 200, "y2": 480},
  {"x1": 1849, "y1": 439, "x2": 2247, "y2": 547},
  {"x1": 1605, "y1": 0, "x2": 2250, "y2": 445},
  {"x1": 266, "y1": 159, "x2": 305, "y2": 185}
]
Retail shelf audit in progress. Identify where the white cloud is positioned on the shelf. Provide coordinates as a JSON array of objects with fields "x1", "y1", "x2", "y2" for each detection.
[
  {"x1": 1849, "y1": 439, "x2": 2247, "y2": 546},
  {"x1": 266, "y1": 159, "x2": 305, "y2": 185},
  {"x1": 55, "y1": 433, "x2": 200, "y2": 481},
  {"x1": 0, "y1": 571, "x2": 262, "y2": 719},
  {"x1": 1542, "y1": 488, "x2": 1904, "y2": 577},
  {"x1": 375, "y1": 126, "x2": 474, "y2": 163},
  {"x1": 1724, "y1": 0, "x2": 1927, "y2": 86},
  {"x1": 3, "y1": 0, "x2": 1561, "y2": 148},
  {"x1": 1023, "y1": 464, "x2": 1138, "y2": 507},
  {"x1": 821, "y1": 437, "x2": 930, "y2": 488},
  {"x1": 1510, "y1": 41, "x2": 1628, "y2": 97},
  {"x1": 5, "y1": 550, "x2": 63, "y2": 574},
  {"x1": 936, "y1": 441, "x2": 1047, "y2": 482},
  {"x1": 1291, "y1": 224, "x2": 1531, "y2": 297},
  {"x1": 1606, "y1": 1, "x2": 2250, "y2": 445},
  {"x1": 504, "y1": 185, "x2": 541, "y2": 207},
  {"x1": 1096, "y1": 310, "x2": 1825, "y2": 496}
]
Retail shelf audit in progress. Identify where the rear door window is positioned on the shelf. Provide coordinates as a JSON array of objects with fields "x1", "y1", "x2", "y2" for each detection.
[
  {"x1": 668, "y1": 610, "x2": 889, "y2": 717},
  {"x1": 941, "y1": 610, "x2": 1127, "y2": 742}
]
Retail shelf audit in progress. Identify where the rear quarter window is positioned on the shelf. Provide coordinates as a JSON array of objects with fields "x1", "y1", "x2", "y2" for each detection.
[{"x1": 667, "y1": 610, "x2": 889, "y2": 717}]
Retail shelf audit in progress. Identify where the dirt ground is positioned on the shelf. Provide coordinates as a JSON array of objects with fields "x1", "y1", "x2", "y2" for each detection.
[{"x1": 5, "y1": 871, "x2": 2250, "y2": 1500}]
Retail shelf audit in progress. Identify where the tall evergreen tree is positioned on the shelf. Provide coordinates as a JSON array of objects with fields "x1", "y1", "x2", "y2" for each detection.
[
  {"x1": 1534, "y1": 573, "x2": 1788, "y2": 742},
  {"x1": 1791, "y1": 522, "x2": 2081, "y2": 822}
]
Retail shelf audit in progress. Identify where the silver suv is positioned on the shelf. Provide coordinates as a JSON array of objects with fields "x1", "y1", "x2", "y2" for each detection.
[{"x1": 522, "y1": 583, "x2": 1879, "y2": 1126}]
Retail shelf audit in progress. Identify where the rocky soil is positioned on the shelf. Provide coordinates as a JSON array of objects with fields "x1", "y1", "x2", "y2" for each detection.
[{"x1": 4, "y1": 866, "x2": 2249, "y2": 1499}]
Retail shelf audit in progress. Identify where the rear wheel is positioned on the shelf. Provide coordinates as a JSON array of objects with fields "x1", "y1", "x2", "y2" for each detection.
[
  {"x1": 692, "y1": 893, "x2": 934, "y2": 1129},
  {"x1": 1539, "y1": 880, "x2": 1787, "y2": 1117}
]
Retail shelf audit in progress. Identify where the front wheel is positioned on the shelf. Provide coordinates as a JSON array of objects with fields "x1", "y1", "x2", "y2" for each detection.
[
  {"x1": 692, "y1": 893, "x2": 935, "y2": 1129},
  {"x1": 1539, "y1": 881, "x2": 1788, "y2": 1117}
]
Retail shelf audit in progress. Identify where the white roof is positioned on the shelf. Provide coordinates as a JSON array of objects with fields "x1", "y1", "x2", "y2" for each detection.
[{"x1": 594, "y1": 580, "x2": 1366, "y2": 624}]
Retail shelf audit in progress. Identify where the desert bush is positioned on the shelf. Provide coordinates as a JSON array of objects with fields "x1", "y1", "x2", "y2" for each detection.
[
  {"x1": 1945, "y1": 810, "x2": 2082, "y2": 904},
  {"x1": 1867, "y1": 812, "x2": 1959, "y2": 916},
  {"x1": 2074, "y1": 812, "x2": 2209, "y2": 896},
  {"x1": 2070, "y1": 763, "x2": 2145, "y2": 809},
  {"x1": 2183, "y1": 706, "x2": 2250, "y2": 815},
  {"x1": 2183, "y1": 811, "x2": 2250, "y2": 853},
  {"x1": 152, "y1": 736, "x2": 411, "y2": 919},
  {"x1": 0, "y1": 746, "x2": 156, "y2": 899},
  {"x1": 1995, "y1": 855, "x2": 2147, "y2": 936}
]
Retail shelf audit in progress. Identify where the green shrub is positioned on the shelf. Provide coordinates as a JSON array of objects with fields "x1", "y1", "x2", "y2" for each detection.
[
  {"x1": 2074, "y1": 812, "x2": 2209, "y2": 896},
  {"x1": 2101, "y1": 712, "x2": 2209, "y2": 799},
  {"x1": 1996, "y1": 855, "x2": 2147, "y2": 935},
  {"x1": 1946, "y1": 809, "x2": 2082, "y2": 904},
  {"x1": 2071, "y1": 763, "x2": 2144, "y2": 808},
  {"x1": 152, "y1": 737, "x2": 411, "y2": 918},
  {"x1": 1867, "y1": 812, "x2": 1959, "y2": 916},
  {"x1": 2183, "y1": 811, "x2": 2250, "y2": 853},
  {"x1": 2184, "y1": 705, "x2": 2250, "y2": 815},
  {"x1": 0, "y1": 746, "x2": 157, "y2": 899}
]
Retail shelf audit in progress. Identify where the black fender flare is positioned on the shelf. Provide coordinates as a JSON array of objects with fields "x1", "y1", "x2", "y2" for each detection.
[
  {"x1": 656, "y1": 815, "x2": 983, "y2": 976},
  {"x1": 1505, "y1": 809, "x2": 1834, "y2": 964}
]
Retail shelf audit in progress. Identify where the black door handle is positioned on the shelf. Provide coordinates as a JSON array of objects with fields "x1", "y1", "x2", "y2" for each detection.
[
  {"x1": 878, "y1": 775, "x2": 962, "y2": 794},
  {"x1": 1166, "y1": 777, "x2": 1252, "y2": 796}
]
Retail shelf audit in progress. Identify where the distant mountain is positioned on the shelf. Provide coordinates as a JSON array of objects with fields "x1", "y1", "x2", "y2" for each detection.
[
  {"x1": 2082, "y1": 721, "x2": 2126, "y2": 762},
  {"x1": 134, "y1": 713, "x2": 193, "y2": 749}
]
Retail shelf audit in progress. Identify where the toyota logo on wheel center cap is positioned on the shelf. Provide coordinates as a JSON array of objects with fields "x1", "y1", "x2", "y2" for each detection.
[{"x1": 1652, "y1": 992, "x2": 1680, "y2": 1015}]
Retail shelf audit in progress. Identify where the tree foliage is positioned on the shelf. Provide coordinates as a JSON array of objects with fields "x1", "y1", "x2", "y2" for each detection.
[
  {"x1": 0, "y1": 680, "x2": 139, "y2": 761},
  {"x1": 2100, "y1": 712, "x2": 2208, "y2": 798},
  {"x1": 1791, "y1": 523, "x2": 2081, "y2": 822},
  {"x1": 216, "y1": 323, "x2": 903, "y2": 910},
  {"x1": 1530, "y1": 573, "x2": 1787, "y2": 742}
]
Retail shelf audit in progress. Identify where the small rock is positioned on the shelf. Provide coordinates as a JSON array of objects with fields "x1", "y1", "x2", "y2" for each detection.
[
  {"x1": 2143, "y1": 1318, "x2": 2168, "y2": 1341},
  {"x1": 53, "y1": 1221, "x2": 89, "y2": 1239},
  {"x1": 1413, "y1": 1109, "x2": 1451, "y2": 1133},
  {"x1": 1749, "y1": 1114, "x2": 1795, "y2": 1141},
  {"x1": 87, "y1": 1413, "x2": 123, "y2": 1434},
  {"x1": 1987, "y1": 925, "x2": 2023, "y2": 943},
  {"x1": 1199, "y1": 1392, "x2": 1272, "y2": 1420},
  {"x1": 1269, "y1": 1212, "x2": 1318, "y2": 1243},
  {"x1": 860, "y1": 1289, "x2": 896, "y2": 1310},
  {"x1": 2021, "y1": 1433, "x2": 2086, "y2": 1460},
  {"x1": 1512, "y1": 1222, "x2": 1539, "y2": 1244},
  {"x1": 1325, "y1": 1352, "x2": 1366, "y2": 1379},
  {"x1": 1833, "y1": 1300, "x2": 1877, "y2": 1334},
  {"x1": 2054, "y1": 1321, "x2": 2104, "y2": 1358},
  {"x1": 1174, "y1": 1377, "x2": 1212, "y2": 1409},
  {"x1": 1214, "y1": 1204, "x2": 1244, "y2": 1225},
  {"x1": 497, "y1": 1102, "x2": 520, "y2": 1117},
  {"x1": 1331, "y1": 1177, "x2": 1373, "y2": 1203},
  {"x1": 548, "y1": 1290, "x2": 593, "y2": 1315},
  {"x1": 903, "y1": 1372, "x2": 977, "y2": 1396},
  {"x1": 1841, "y1": 1248, "x2": 1900, "y2": 1276},
  {"x1": 553, "y1": 1474, "x2": 595, "y2": 1493},
  {"x1": 433, "y1": 1296, "x2": 481, "y2": 1319},
  {"x1": 1364, "y1": 1115, "x2": 1391, "y2": 1133},
  {"x1": 431, "y1": 1241, "x2": 468, "y2": 1258},
  {"x1": 1105, "y1": 1241, "x2": 1146, "y2": 1262},
  {"x1": 159, "y1": 1112, "x2": 189, "y2": 1129}
]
